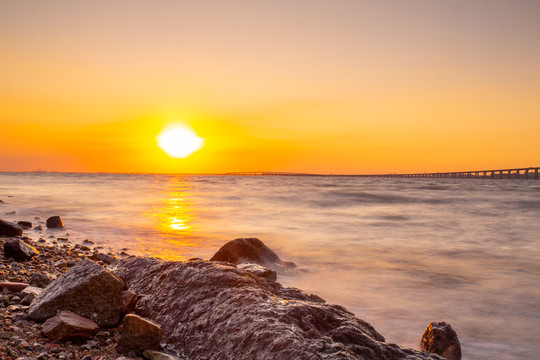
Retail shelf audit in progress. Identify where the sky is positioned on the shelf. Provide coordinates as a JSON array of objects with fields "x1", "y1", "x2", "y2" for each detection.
[{"x1": 1, "y1": 0, "x2": 539, "y2": 174}]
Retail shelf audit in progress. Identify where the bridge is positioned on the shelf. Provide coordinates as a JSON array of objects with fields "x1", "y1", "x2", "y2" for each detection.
[
  {"x1": 179, "y1": 167, "x2": 540, "y2": 179},
  {"x1": 367, "y1": 166, "x2": 539, "y2": 179}
]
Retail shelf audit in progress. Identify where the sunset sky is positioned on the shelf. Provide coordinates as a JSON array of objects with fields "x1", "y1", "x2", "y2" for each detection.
[{"x1": 1, "y1": 0, "x2": 539, "y2": 174}]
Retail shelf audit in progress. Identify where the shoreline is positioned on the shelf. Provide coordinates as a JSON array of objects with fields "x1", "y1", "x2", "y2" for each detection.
[{"x1": 0, "y1": 218, "x2": 459, "y2": 360}]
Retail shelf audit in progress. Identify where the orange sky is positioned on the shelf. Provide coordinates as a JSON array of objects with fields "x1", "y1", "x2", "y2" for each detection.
[{"x1": 1, "y1": 0, "x2": 539, "y2": 174}]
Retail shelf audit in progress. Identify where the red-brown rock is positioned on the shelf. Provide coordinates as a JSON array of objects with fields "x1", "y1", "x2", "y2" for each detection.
[
  {"x1": 28, "y1": 260, "x2": 124, "y2": 327},
  {"x1": 0, "y1": 281, "x2": 29, "y2": 293},
  {"x1": 3, "y1": 239, "x2": 38, "y2": 261},
  {"x1": 420, "y1": 322, "x2": 461, "y2": 360},
  {"x1": 0, "y1": 219, "x2": 22, "y2": 237},
  {"x1": 46, "y1": 215, "x2": 64, "y2": 228},
  {"x1": 116, "y1": 314, "x2": 161, "y2": 355},
  {"x1": 122, "y1": 290, "x2": 138, "y2": 314},
  {"x1": 42, "y1": 310, "x2": 99, "y2": 341}
]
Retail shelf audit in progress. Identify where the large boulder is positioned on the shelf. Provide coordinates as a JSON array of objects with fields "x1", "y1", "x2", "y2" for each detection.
[
  {"x1": 114, "y1": 257, "x2": 443, "y2": 360},
  {"x1": 210, "y1": 237, "x2": 296, "y2": 269},
  {"x1": 46, "y1": 215, "x2": 64, "y2": 228},
  {"x1": 117, "y1": 314, "x2": 161, "y2": 355},
  {"x1": 0, "y1": 219, "x2": 23, "y2": 237},
  {"x1": 42, "y1": 310, "x2": 99, "y2": 341},
  {"x1": 3, "y1": 239, "x2": 39, "y2": 261},
  {"x1": 420, "y1": 322, "x2": 461, "y2": 360},
  {"x1": 28, "y1": 260, "x2": 124, "y2": 327}
]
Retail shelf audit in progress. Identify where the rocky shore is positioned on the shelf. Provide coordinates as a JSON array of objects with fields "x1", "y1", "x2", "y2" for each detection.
[{"x1": 1, "y1": 217, "x2": 461, "y2": 360}]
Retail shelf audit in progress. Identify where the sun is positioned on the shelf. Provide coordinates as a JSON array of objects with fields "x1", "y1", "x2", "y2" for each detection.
[{"x1": 156, "y1": 124, "x2": 204, "y2": 158}]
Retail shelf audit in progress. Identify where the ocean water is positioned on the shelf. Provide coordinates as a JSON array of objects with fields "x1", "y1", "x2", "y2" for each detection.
[{"x1": 1, "y1": 172, "x2": 539, "y2": 359}]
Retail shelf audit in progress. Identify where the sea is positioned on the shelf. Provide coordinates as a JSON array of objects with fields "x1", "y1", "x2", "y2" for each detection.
[{"x1": 1, "y1": 172, "x2": 539, "y2": 359}]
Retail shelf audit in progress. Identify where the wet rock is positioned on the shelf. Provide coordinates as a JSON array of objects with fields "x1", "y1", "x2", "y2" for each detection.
[
  {"x1": 0, "y1": 219, "x2": 23, "y2": 236},
  {"x1": 3, "y1": 239, "x2": 39, "y2": 261},
  {"x1": 420, "y1": 322, "x2": 461, "y2": 360},
  {"x1": 90, "y1": 251, "x2": 117, "y2": 265},
  {"x1": 82, "y1": 239, "x2": 94, "y2": 246},
  {"x1": 0, "y1": 281, "x2": 30, "y2": 293},
  {"x1": 46, "y1": 216, "x2": 64, "y2": 229},
  {"x1": 237, "y1": 263, "x2": 277, "y2": 281},
  {"x1": 28, "y1": 260, "x2": 124, "y2": 327},
  {"x1": 114, "y1": 256, "x2": 441, "y2": 360},
  {"x1": 17, "y1": 221, "x2": 33, "y2": 229},
  {"x1": 210, "y1": 237, "x2": 296, "y2": 269},
  {"x1": 143, "y1": 350, "x2": 185, "y2": 360},
  {"x1": 121, "y1": 290, "x2": 138, "y2": 314},
  {"x1": 29, "y1": 272, "x2": 57, "y2": 288},
  {"x1": 116, "y1": 314, "x2": 161, "y2": 355},
  {"x1": 42, "y1": 310, "x2": 99, "y2": 341}
]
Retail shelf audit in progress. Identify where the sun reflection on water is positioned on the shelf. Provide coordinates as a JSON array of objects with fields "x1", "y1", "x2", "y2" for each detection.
[{"x1": 144, "y1": 176, "x2": 200, "y2": 260}]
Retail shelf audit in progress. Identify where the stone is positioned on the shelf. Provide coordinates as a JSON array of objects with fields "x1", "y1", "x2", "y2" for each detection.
[
  {"x1": 142, "y1": 350, "x2": 185, "y2": 360},
  {"x1": 420, "y1": 322, "x2": 461, "y2": 360},
  {"x1": 3, "y1": 239, "x2": 39, "y2": 261},
  {"x1": 46, "y1": 216, "x2": 64, "y2": 229},
  {"x1": 0, "y1": 281, "x2": 30, "y2": 293},
  {"x1": 116, "y1": 314, "x2": 161, "y2": 355},
  {"x1": 237, "y1": 263, "x2": 277, "y2": 281},
  {"x1": 17, "y1": 221, "x2": 32, "y2": 229},
  {"x1": 90, "y1": 251, "x2": 117, "y2": 265},
  {"x1": 29, "y1": 272, "x2": 57, "y2": 288},
  {"x1": 21, "y1": 286, "x2": 43, "y2": 298},
  {"x1": 42, "y1": 310, "x2": 99, "y2": 341},
  {"x1": 209, "y1": 237, "x2": 296, "y2": 269},
  {"x1": 0, "y1": 219, "x2": 23, "y2": 237},
  {"x1": 114, "y1": 256, "x2": 442, "y2": 360},
  {"x1": 121, "y1": 290, "x2": 138, "y2": 314},
  {"x1": 28, "y1": 260, "x2": 124, "y2": 327}
]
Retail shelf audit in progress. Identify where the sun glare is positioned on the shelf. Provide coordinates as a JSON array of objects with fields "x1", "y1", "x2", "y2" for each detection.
[{"x1": 157, "y1": 124, "x2": 204, "y2": 158}]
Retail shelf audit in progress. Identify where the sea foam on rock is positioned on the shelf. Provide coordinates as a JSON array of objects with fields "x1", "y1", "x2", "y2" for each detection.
[
  {"x1": 114, "y1": 255, "x2": 444, "y2": 360},
  {"x1": 28, "y1": 259, "x2": 124, "y2": 327}
]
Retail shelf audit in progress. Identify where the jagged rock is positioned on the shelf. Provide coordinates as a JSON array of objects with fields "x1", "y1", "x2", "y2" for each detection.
[
  {"x1": 0, "y1": 219, "x2": 23, "y2": 237},
  {"x1": 142, "y1": 350, "x2": 185, "y2": 360},
  {"x1": 28, "y1": 260, "x2": 124, "y2": 327},
  {"x1": 420, "y1": 322, "x2": 461, "y2": 360},
  {"x1": 210, "y1": 237, "x2": 296, "y2": 268},
  {"x1": 3, "y1": 239, "x2": 39, "y2": 261},
  {"x1": 29, "y1": 272, "x2": 57, "y2": 288},
  {"x1": 17, "y1": 221, "x2": 32, "y2": 229},
  {"x1": 237, "y1": 263, "x2": 277, "y2": 281},
  {"x1": 116, "y1": 314, "x2": 161, "y2": 355},
  {"x1": 114, "y1": 257, "x2": 443, "y2": 360},
  {"x1": 0, "y1": 281, "x2": 30, "y2": 293},
  {"x1": 42, "y1": 310, "x2": 99, "y2": 341},
  {"x1": 46, "y1": 216, "x2": 64, "y2": 229},
  {"x1": 122, "y1": 290, "x2": 138, "y2": 314}
]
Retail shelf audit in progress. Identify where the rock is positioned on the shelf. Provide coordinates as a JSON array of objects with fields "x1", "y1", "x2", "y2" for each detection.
[
  {"x1": 143, "y1": 350, "x2": 185, "y2": 360},
  {"x1": 3, "y1": 239, "x2": 39, "y2": 261},
  {"x1": 42, "y1": 310, "x2": 99, "y2": 341},
  {"x1": 0, "y1": 281, "x2": 30, "y2": 293},
  {"x1": 90, "y1": 251, "x2": 117, "y2": 265},
  {"x1": 21, "y1": 286, "x2": 43, "y2": 298},
  {"x1": 0, "y1": 219, "x2": 23, "y2": 236},
  {"x1": 209, "y1": 237, "x2": 296, "y2": 269},
  {"x1": 82, "y1": 239, "x2": 95, "y2": 246},
  {"x1": 17, "y1": 221, "x2": 32, "y2": 229},
  {"x1": 28, "y1": 260, "x2": 124, "y2": 327},
  {"x1": 237, "y1": 263, "x2": 277, "y2": 281},
  {"x1": 121, "y1": 290, "x2": 138, "y2": 314},
  {"x1": 114, "y1": 257, "x2": 442, "y2": 360},
  {"x1": 420, "y1": 322, "x2": 461, "y2": 360},
  {"x1": 46, "y1": 216, "x2": 64, "y2": 229},
  {"x1": 116, "y1": 314, "x2": 161, "y2": 355},
  {"x1": 29, "y1": 272, "x2": 57, "y2": 288}
]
